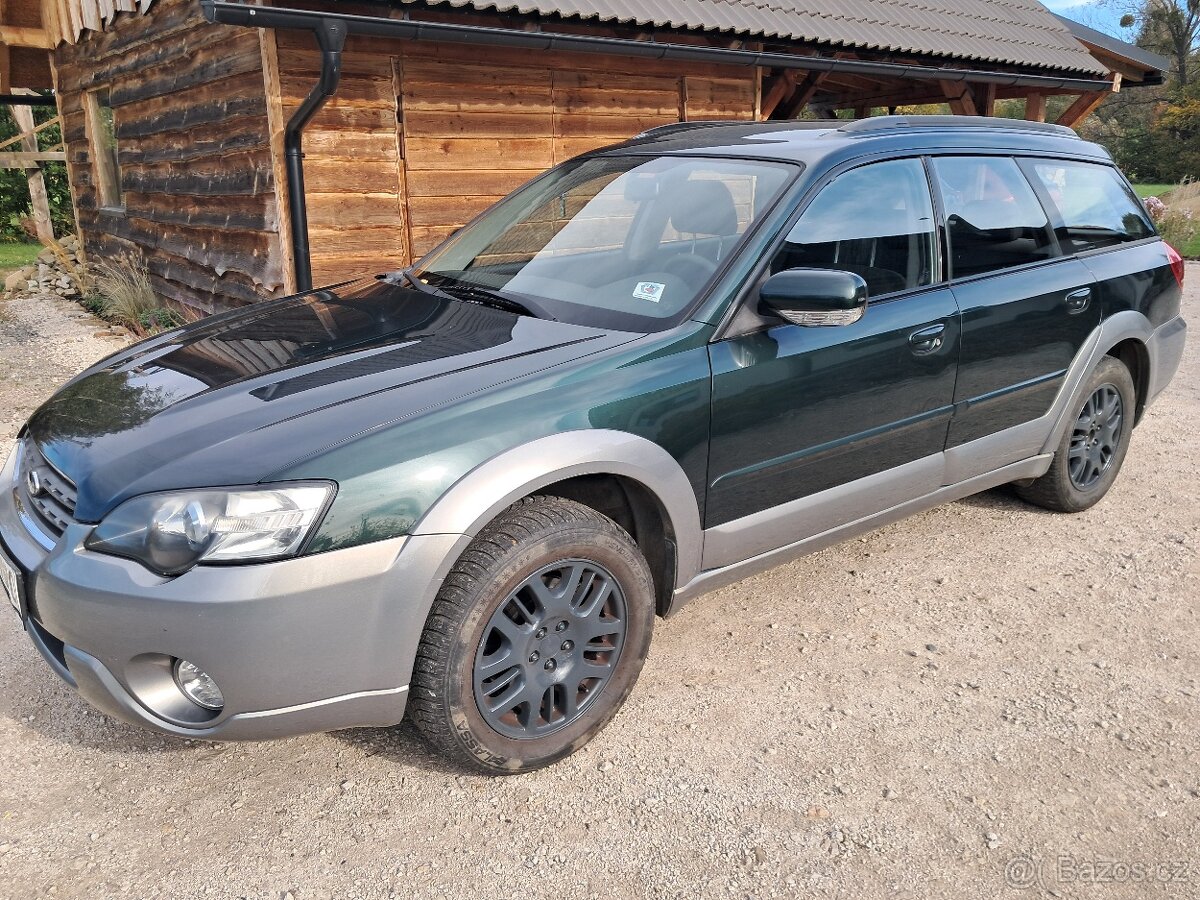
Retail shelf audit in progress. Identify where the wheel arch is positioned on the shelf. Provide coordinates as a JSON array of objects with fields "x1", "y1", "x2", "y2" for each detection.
[
  {"x1": 1106, "y1": 336, "x2": 1150, "y2": 425},
  {"x1": 1040, "y1": 310, "x2": 1155, "y2": 457},
  {"x1": 409, "y1": 430, "x2": 704, "y2": 605}
]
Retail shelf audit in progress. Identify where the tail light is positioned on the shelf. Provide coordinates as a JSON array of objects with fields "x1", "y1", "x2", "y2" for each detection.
[{"x1": 1166, "y1": 243, "x2": 1185, "y2": 289}]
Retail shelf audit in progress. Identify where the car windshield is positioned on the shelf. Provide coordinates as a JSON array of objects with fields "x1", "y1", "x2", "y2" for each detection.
[{"x1": 411, "y1": 155, "x2": 795, "y2": 331}]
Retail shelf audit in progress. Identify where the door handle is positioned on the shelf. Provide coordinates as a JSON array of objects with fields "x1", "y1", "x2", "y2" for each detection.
[
  {"x1": 909, "y1": 323, "x2": 946, "y2": 356},
  {"x1": 1065, "y1": 287, "x2": 1092, "y2": 314}
]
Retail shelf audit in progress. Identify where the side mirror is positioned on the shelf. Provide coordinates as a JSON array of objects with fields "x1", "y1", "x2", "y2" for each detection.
[{"x1": 759, "y1": 268, "x2": 868, "y2": 327}]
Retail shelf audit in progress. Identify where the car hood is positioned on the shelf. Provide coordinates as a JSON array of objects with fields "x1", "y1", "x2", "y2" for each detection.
[{"x1": 25, "y1": 277, "x2": 636, "y2": 521}]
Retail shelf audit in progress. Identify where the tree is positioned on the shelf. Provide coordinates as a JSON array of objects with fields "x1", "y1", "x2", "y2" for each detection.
[
  {"x1": 1115, "y1": 0, "x2": 1200, "y2": 91},
  {"x1": 0, "y1": 103, "x2": 75, "y2": 242}
]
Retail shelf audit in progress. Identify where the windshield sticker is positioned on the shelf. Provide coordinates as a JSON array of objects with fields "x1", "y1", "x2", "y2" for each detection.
[{"x1": 633, "y1": 282, "x2": 666, "y2": 303}]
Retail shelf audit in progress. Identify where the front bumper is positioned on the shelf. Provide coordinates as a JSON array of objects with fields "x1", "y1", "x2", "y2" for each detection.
[{"x1": 1, "y1": 448, "x2": 467, "y2": 740}]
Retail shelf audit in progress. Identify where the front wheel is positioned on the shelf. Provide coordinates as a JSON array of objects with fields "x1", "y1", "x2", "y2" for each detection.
[
  {"x1": 1015, "y1": 355, "x2": 1136, "y2": 513},
  {"x1": 408, "y1": 496, "x2": 655, "y2": 774}
]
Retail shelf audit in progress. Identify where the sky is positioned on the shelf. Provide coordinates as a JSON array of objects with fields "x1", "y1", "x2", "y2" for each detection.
[{"x1": 1039, "y1": 0, "x2": 1135, "y2": 37}]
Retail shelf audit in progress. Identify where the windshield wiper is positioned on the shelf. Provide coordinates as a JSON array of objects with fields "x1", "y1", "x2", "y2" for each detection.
[
  {"x1": 381, "y1": 268, "x2": 440, "y2": 294},
  {"x1": 433, "y1": 280, "x2": 540, "y2": 318}
]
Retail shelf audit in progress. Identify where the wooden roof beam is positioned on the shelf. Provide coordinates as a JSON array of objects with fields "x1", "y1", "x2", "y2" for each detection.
[
  {"x1": 825, "y1": 80, "x2": 950, "y2": 109},
  {"x1": 1056, "y1": 72, "x2": 1121, "y2": 128},
  {"x1": 0, "y1": 25, "x2": 53, "y2": 48},
  {"x1": 760, "y1": 69, "x2": 796, "y2": 119},
  {"x1": 775, "y1": 69, "x2": 829, "y2": 119},
  {"x1": 940, "y1": 80, "x2": 978, "y2": 115}
]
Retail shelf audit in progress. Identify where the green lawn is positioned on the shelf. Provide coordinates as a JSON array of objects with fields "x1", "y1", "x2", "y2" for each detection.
[
  {"x1": 1129, "y1": 184, "x2": 1200, "y2": 258},
  {"x1": 1133, "y1": 183, "x2": 1176, "y2": 199},
  {"x1": 0, "y1": 242, "x2": 40, "y2": 278}
]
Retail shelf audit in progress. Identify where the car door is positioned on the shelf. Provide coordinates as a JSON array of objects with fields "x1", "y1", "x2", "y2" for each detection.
[
  {"x1": 704, "y1": 157, "x2": 960, "y2": 569},
  {"x1": 932, "y1": 155, "x2": 1101, "y2": 476}
]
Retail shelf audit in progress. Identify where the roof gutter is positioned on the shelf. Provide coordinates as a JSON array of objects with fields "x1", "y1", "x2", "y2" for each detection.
[
  {"x1": 202, "y1": 0, "x2": 1113, "y2": 92},
  {"x1": 199, "y1": 0, "x2": 1115, "y2": 289}
]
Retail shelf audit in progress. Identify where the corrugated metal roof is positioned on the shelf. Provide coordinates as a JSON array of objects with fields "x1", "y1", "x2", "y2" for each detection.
[
  {"x1": 1055, "y1": 14, "x2": 1168, "y2": 75},
  {"x1": 400, "y1": 0, "x2": 1109, "y2": 75}
]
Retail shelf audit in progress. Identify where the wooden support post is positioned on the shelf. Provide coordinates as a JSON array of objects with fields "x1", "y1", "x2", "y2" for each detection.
[
  {"x1": 1025, "y1": 91, "x2": 1046, "y2": 122},
  {"x1": 939, "y1": 80, "x2": 978, "y2": 116},
  {"x1": 11, "y1": 88, "x2": 54, "y2": 243},
  {"x1": 975, "y1": 82, "x2": 997, "y2": 117},
  {"x1": 0, "y1": 0, "x2": 9, "y2": 94},
  {"x1": 259, "y1": 28, "x2": 297, "y2": 294}
]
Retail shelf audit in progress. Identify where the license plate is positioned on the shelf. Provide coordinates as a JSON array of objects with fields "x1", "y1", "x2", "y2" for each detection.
[{"x1": 0, "y1": 542, "x2": 23, "y2": 618}]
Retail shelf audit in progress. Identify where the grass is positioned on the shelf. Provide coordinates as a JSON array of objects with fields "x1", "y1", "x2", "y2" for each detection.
[
  {"x1": 1132, "y1": 184, "x2": 1200, "y2": 258},
  {"x1": 1132, "y1": 184, "x2": 1175, "y2": 199},
  {"x1": 0, "y1": 242, "x2": 40, "y2": 278}
]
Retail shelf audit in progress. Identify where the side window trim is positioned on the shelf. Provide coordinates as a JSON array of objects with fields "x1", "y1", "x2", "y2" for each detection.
[
  {"x1": 715, "y1": 153, "x2": 945, "y2": 342},
  {"x1": 1016, "y1": 156, "x2": 1071, "y2": 246},
  {"x1": 927, "y1": 153, "x2": 1064, "y2": 284},
  {"x1": 920, "y1": 155, "x2": 949, "y2": 285}
]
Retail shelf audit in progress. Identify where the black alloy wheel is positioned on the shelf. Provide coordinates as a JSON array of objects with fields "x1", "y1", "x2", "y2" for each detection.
[
  {"x1": 1068, "y1": 384, "x2": 1124, "y2": 491},
  {"x1": 473, "y1": 559, "x2": 627, "y2": 740},
  {"x1": 1014, "y1": 355, "x2": 1136, "y2": 513},
  {"x1": 409, "y1": 496, "x2": 654, "y2": 774}
]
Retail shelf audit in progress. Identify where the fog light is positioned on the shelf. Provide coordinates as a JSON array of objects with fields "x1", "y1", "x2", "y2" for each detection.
[{"x1": 173, "y1": 659, "x2": 224, "y2": 711}]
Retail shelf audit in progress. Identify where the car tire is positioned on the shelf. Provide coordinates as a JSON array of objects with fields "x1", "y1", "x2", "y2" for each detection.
[
  {"x1": 1014, "y1": 355, "x2": 1136, "y2": 513},
  {"x1": 408, "y1": 495, "x2": 655, "y2": 774}
]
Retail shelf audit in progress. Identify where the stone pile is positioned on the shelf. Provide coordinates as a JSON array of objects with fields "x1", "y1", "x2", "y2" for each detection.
[{"x1": 2, "y1": 236, "x2": 84, "y2": 300}]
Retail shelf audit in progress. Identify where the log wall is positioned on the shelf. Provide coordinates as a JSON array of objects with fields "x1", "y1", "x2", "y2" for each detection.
[
  {"x1": 55, "y1": 0, "x2": 282, "y2": 311},
  {"x1": 57, "y1": 4, "x2": 757, "y2": 311}
]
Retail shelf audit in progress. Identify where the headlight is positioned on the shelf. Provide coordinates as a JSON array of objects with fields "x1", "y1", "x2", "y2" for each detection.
[{"x1": 84, "y1": 483, "x2": 335, "y2": 575}]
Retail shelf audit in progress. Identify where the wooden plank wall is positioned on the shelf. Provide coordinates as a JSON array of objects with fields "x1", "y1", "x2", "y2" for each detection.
[
  {"x1": 275, "y1": 30, "x2": 410, "y2": 288},
  {"x1": 399, "y1": 44, "x2": 757, "y2": 257},
  {"x1": 54, "y1": 0, "x2": 281, "y2": 311},
  {"x1": 276, "y1": 34, "x2": 757, "y2": 278}
]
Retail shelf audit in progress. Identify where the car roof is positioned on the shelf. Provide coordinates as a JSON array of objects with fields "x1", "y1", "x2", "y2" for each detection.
[{"x1": 594, "y1": 115, "x2": 1113, "y2": 168}]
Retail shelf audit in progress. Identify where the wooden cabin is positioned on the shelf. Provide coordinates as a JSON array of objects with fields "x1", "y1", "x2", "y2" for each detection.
[{"x1": 0, "y1": 0, "x2": 1167, "y2": 312}]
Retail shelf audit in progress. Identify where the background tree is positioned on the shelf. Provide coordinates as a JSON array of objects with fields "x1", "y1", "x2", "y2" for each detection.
[
  {"x1": 1117, "y1": 0, "x2": 1200, "y2": 91},
  {"x1": 1077, "y1": 0, "x2": 1200, "y2": 183},
  {"x1": 0, "y1": 102, "x2": 75, "y2": 244}
]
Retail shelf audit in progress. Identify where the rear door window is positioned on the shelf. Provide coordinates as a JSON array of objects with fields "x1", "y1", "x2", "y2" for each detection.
[
  {"x1": 933, "y1": 156, "x2": 1058, "y2": 279},
  {"x1": 1028, "y1": 160, "x2": 1155, "y2": 253}
]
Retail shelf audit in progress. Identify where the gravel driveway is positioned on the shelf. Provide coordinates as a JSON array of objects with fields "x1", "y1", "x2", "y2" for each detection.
[{"x1": 1, "y1": 275, "x2": 1197, "y2": 900}]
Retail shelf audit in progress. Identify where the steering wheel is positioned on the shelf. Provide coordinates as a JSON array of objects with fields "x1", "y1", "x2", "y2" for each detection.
[{"x1": 662, "y1": 253, "x2": 719, "y2": 288}]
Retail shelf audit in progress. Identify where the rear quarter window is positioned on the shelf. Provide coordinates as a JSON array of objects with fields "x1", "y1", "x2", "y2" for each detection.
[{"x1": 1030, "y1": 160, "x2": 1155, "y2": 254}]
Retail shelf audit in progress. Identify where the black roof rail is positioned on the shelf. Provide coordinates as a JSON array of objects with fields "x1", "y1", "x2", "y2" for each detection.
[
  {"x1": 634, "y1": 121, "x2": 746, "y2": 139},
  {"x1": 838, "y1": 115, "x2": 1079, "y2": 139}
]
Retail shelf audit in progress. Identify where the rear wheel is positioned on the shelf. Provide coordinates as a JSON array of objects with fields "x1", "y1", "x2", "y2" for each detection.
[
  {"x1": 1015, "y1": 355, "x2": 1135, "y2": 513},
  {"x1": 408, "y1": 496, "x2": 654, "y2": 774}
]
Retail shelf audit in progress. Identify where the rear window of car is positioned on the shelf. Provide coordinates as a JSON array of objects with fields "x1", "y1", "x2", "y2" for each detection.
[
  {"x1": 932, "y1": 156, "x2": 1058, "y2": 279},
  {"x1": 1029, "y1": 160, "x2": 1155, "y2": 254}
]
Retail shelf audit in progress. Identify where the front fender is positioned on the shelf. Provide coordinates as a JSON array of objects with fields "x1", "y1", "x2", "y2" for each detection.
[{"x1": 411, "y1": 429, "x2": 704, "y2": 590}]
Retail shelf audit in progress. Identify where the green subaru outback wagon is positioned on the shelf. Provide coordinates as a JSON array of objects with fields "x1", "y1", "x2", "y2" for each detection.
[{"x1": 0, "y1": 117, "x2": 1186, "y2": 772}]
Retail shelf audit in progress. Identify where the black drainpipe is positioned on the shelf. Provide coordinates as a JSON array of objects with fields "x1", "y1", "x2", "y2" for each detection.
[{"x1": 282, "y1": 18, "x2": 346, "y2": 293}]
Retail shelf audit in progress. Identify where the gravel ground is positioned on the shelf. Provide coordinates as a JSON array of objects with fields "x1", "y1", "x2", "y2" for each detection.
[{"x1": 0, "y1": 275, "x2": 1197, "y2": 900}]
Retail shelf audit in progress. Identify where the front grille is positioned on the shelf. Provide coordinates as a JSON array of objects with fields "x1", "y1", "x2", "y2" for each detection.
[{"x1": 15, "y1": 441, "x2": 78, "y2": 544}]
